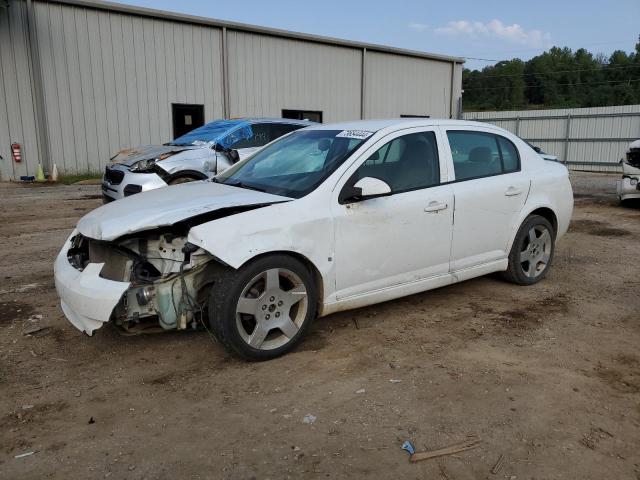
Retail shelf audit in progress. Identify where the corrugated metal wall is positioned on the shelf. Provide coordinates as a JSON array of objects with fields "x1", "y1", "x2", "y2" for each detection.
[
  {"x1": 32, "y1": 1, "x2": 225, "y2": 177},
  {"x1": 0, "y1": 0, "x2": 462, "y2": 180},
  {"x1": 365, "y1": 51, "x2": 455, "y2": 118},
  {"x1": 227, "y1": 31, "x2": 362, "y2": 122},
  {"x1": 0, "y1": 1, "x2": 41, "y2": 180},
  {"x1": 464, "y1": 105, "x2": 640, "y2": 172}
]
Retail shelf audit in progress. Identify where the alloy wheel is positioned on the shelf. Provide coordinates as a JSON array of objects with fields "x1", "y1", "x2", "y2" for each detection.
[
  {"x1": 519, "y1": 225, "x2": 552, "y2": 278},
  {"x1": 235, "y1": 268, "x2": 308, "y2": 350}
]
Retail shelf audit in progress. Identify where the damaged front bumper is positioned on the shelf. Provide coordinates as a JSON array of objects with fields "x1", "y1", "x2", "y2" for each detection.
[
  {"x1": 617, "y1": 175, "x2": 640, "y2": 201},
  {"x1": 54, "y1": 229, "x2": 220, "y2": 336},
  {"x1": 54, "y1": 231, "x2": 130, "y2": 335},
  {"x1": 102, "y1": 164, "x2": 168, "y2": 202}
]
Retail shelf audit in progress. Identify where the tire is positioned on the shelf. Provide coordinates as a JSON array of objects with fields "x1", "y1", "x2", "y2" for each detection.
[
  {"x1": 502, "y1": 215, "x2": 555, "y2": 285},
  {"x1": 208, "y1": 254, "x2": 318, "y2": 361},
  {"x1": 168, "y1": 175, "x2": 201, "y2": 185}
]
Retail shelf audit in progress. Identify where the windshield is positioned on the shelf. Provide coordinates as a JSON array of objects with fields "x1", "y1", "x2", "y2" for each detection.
[
  {"x1": 169, "y1": 120, "x2": 252, "y2": 147},
  {"x1": 216, "y1": 129, "x2": 370, "y2": 198}
]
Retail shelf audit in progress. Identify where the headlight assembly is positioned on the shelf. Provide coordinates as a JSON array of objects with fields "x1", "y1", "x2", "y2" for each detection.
[{"x1": 130, "y1": 158, "x2": 157, "y2": 172}]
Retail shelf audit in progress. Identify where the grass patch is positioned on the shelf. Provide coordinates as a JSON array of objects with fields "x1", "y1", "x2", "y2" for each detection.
[{"x1": 57, "y1": 173, "x2": 102, "y2": 185}]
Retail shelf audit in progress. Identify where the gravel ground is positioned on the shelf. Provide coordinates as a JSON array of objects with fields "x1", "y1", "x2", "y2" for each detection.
[{"x1": 0, "y1": 173, "x2": 639, "y2": 479}]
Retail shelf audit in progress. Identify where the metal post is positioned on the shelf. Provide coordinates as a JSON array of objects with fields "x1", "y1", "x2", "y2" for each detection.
[
  {"x1": 25, "y1": 0, "x2": 51, "y2": 175},
  {"x1": 515, "y1": 116, "x2": 520, "y2": 136},
  {"x1": 360, "y1": 48, "x2": 366, "y2": 120},
  {"x1": 449, "y1": 62, "x2": 456, "y2": 119},
  {"x1": 221, "y1": 27, "x2": 230, "y2": 119},
  {"x1": 563, "y1": 113, "x2": 571, "y2": 163}
]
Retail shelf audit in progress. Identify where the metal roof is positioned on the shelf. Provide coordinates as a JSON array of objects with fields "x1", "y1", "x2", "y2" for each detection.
[{"x1": 42, "y1": 0, "x2": 465, "y2": 64}]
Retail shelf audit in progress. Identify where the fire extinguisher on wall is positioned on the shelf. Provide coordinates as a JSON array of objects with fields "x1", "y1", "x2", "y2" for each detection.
[{"x1": 11, "y1": 143, "x2": 21, "y2": 163}]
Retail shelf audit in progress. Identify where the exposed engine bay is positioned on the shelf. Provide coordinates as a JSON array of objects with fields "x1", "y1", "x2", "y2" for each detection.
[{"x1": 67, "y1": 231, "x2": 222, "y2": 334}]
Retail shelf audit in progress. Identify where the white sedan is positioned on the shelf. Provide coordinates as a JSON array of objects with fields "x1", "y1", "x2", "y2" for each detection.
[{"x1": 54, "y1": 119, "x2": 573, "y2": 360}]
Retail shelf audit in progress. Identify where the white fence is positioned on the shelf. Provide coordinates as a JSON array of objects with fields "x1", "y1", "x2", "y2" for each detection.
[{"x1": 463, "y1": 105, "x2": 640, "y2": 172}]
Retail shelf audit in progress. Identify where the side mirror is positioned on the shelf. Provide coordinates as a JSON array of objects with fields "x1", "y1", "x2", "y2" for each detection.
[
  {"x1": 227, "y1": 149, "x2": 240, "y2": 163},
  {"x1": 343, "y1": 177, "x2": 391, "y2": 203},
  {"x1": 532, "y1": 146, "x2": 542, "y2": 153}
]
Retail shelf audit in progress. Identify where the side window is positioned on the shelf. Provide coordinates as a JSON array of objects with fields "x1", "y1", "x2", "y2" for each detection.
[
  {"x1": 270, "y1": 123, "x2": 304, "y2": 142},
  {"x1": 497, "y1": 136, "x2": 520, "y2": 173},
  {"x1": 227, "y1": 124, "x2": 271, "y2": 149},
  {"x1": 446, "y1": 131, "x2": 519, "y2": 181},
  {"x1": 352, "y1": 131, "x2": 440, "y2": 194}
]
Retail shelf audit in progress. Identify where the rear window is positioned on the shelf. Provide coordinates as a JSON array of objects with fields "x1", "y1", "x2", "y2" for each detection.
[{"x1": 447, "y1": 131, "x2": 520, "y2": 181}]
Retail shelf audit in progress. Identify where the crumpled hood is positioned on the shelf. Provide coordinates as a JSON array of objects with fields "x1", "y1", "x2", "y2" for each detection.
[
  {"x1": 77, "y1": 181, "x2": 292, "y2": 241},
  {"x1": 110, "y1": 144, "x2": 204, "y2": 167}
]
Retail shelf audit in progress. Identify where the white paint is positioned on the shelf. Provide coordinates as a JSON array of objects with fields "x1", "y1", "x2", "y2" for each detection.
[{"x1": 54, "y1": 231, "x2": 130, "y2": 334}]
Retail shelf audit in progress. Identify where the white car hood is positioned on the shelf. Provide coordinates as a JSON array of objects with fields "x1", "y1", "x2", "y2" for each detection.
[{"x1": 77, "y1": 181, "x2": 291, "y2": 241}]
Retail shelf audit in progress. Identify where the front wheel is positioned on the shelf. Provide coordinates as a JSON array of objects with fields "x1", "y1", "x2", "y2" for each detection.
[
  {"x1": 208, "y1": 255, "x2": 317, "y2": 360},
  {"x1": 502, "y1": 215, "x2": 555, "y2": 285},
  {"x1": 168, "y1": 175, "x2": 201, "y2": 185}
]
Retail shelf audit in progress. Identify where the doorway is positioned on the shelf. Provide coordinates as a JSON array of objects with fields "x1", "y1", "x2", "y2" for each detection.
[{"x1": 172, "y1": 104, "x2": 204, "y2": 139}]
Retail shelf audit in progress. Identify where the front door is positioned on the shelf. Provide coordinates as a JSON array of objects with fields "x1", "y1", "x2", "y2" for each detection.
[
  {"x1": 172, "y1": 104, "x2": 204, "y2": 139},
  {"x1": 332, "y1": 128, "x2": 454, "y2": 299}
]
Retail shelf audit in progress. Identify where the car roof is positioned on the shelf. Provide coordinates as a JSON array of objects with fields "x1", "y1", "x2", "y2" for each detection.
[
  {"x1": 306, "y1": 118, "x2": 493, "y2": 132},
  {"x1": 241, "y1": 117, "x2": 316, "y2": 126}
]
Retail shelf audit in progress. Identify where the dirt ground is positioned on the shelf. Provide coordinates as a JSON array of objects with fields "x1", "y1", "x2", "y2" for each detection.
[{"x1": 1, "y1": 172, "x2": 639, "y2": 479}]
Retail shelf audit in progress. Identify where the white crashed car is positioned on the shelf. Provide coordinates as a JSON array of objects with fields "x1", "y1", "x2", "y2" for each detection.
[
  {"x1": 55, "y1": 119, "x2": 573, "y2": 360},
  {"x1": 617, "y1": 139, "x2": 640, "y2": 203},
  {"x1": 102, "y1": 118, "x2": 312, "y2": 202}
]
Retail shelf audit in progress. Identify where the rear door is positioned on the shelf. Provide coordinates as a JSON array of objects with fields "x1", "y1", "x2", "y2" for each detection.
[{"x1": 444, "y1": 128, "x2": 530, "y2": 271}]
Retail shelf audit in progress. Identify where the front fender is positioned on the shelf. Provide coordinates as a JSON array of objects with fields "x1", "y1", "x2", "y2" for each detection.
[
  {"x1": 186, "y1": 200, "x2": 334, "y2": 293},
  {"x1": 156, "y1": 149, "x2": 214, "y2": 175}
]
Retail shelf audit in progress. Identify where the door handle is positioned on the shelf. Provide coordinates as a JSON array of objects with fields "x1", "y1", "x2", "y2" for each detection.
[
  {"x1": 504, "y1": 186, "x2": 523, "y2": 196},
  {"x1": 424, "y1": 201, "x2": 448, "y2": 212}
]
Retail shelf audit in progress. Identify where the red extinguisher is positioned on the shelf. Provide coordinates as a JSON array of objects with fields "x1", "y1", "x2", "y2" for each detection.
[{"x1": 11, "y1": 143, "x2": 21, "y2": 163}]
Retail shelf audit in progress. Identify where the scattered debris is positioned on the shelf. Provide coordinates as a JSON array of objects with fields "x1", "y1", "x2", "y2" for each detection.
[
  {"x1": 389, "y1": 379, "x2": 402, "y2": 384},
  {"x1": 22, "y1": 404, "x2": 34, "y2": 410},
  {"x1": 401, "y1": 440, "x2": 415, "y2": 455},
  {"x1": 28, "y1": 314, "x2": 43, "y2": 322},
  {"x1": 302, "y1": 414, "x2": 316, "y2": 424},
  {"x1": 409, "y1": 437, "x2": 481, "y2": 463},
  {"x1": 355, "y1": 388, "x2": 366, "y2": 394},
  {"x1": 88, "y1": 417, "x2": 95, "y2": 424},
  {"x1": 491, "y1": 454, "x2": 505, "y2": 474},
  {"x1": 352, "y1": 317, "x2": 359, "y2": 329},
  {"x1": 23, "y1": 326, "x2": 50, "y2": 336},
  {"x1": 14, "y1": 451, "x2": 35, "y2": 459}
]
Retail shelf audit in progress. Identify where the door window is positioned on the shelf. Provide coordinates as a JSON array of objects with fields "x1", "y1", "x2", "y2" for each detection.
[
  {"x1": 350, "y1": 131, "x2": 440, "y2": 194},
  {"x1": 446, "y1": 131, "x2": 520, "y2": 181}
]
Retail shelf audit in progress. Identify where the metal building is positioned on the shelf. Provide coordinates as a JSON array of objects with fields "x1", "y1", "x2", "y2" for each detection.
[{"x1": 0, "y1": 0, "x2": 463, "y2": 180}]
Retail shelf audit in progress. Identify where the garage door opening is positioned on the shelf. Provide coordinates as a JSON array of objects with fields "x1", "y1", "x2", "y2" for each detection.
[{"x1": 172, "y1": 104, "x2": 204, "y2": 139}]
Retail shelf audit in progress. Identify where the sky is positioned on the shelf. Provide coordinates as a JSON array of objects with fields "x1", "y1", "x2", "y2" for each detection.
[{"x1": 118, "y1": 0, "x2": 639, "y2": 70}]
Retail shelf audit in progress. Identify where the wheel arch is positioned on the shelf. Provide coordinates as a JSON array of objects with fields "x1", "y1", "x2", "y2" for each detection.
[
  {"x1": 238, "y1": 250, "x2": 325, "y2": 307},
  {"x1": 506, "y1": 203, "x2": 559, "y2": 254},
  {"x1": 528, "y1": 206, "x2": 558, "y2": 234},
  {"x1": 167, "y1": 169, "x2": 208, "y2": 182}
]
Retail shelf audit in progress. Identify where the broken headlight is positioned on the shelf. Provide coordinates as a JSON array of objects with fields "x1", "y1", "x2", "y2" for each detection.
[{"x1": 130, "y1": 158, "x2": 157, "y2": 173}]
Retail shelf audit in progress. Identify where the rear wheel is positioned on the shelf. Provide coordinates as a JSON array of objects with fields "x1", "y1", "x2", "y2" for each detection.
[
  {"x1": 502, "y1": 215, "x2": 555, "y2": 285},
  {"x1": 208, "y1": 255, "x2": 317, "y2": 360}
]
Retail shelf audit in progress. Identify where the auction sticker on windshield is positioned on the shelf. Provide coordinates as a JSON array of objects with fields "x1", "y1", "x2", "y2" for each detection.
[{"x1": 336, "y1": 130, "x2": 374, "y2": 140}]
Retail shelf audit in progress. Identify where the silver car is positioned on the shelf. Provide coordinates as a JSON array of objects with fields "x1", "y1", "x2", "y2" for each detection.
[{"x1": 102, "y1": 118, "x2": 313, "y2": 202}]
